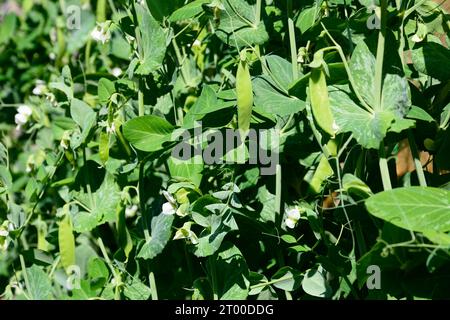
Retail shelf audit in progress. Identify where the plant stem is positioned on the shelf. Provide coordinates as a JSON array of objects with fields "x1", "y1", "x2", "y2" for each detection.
[
  {"x1": 407, "y1": 130, "x2": 427, "y2": 187},
  {"x1": 19, "y1": 255, "x2": 32, "y2": 300},
  {"x1": 138, "y1": 79, "x2": 145, "y2": 117},
  {"x1": 149, "y1": 272, "x2": 158, "y2": 300},
  {"x1": 275, "y1": 164, "x2": 282, "y2": 225},
  {"x1": 378, "y1": 141, "x2": 392, "y2": 190},
  {"x1": 374, "y1": 0, "x2": 387, "y2": 110},
  {"x1": 287, "y1": 0, "x2": 298, "y2": 80},
  {"x1": 96, "y1": 0, "x2": 106, "y2": 22}
]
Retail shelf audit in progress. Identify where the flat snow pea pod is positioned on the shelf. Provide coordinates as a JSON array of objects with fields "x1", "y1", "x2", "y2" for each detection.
[
  {"x1": 236, "y1": 49, "x2": 253, "y2": 140},
  {"x1": 309, "y1": 60, "x2": 335, "y2": 137},
  {"x1": 58, "y1": 212, "x2": 75, "y2": 271},
  {"x1": 308, "y1": 140, "x2": 337, "y2": 194},
  {"x1": 99, "y1": 131, "x2": 110, "y2": 165}
]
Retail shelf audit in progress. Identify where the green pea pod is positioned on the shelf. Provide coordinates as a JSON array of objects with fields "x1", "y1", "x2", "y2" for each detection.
[
  {"x1": 116, "y1": 202, "x2": 133, "y2": 260},
  {"x1": 309, "y1": 67, "x2": 335, "y2": 137},
  {"x1": 99, "y1": 131, "x2": 109, "y2": 165},
  {"x1": 308, "y1": 140, "x2": 337, "y2": 194},
  {"x1": 236, "y1": 50, "x2": 253, "y2": 140},
  {"x1": 58, "y1": 213, "x2": 75, "y2": 271}
]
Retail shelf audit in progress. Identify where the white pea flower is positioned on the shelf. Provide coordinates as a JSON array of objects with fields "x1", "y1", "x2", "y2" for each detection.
[
  {"x1": 173, "y1": 222, "x2": 199, "y2": 245},
  {"x1": 91, "y1": 22, "x2": 111, "y2": 44},
  {"x1": 32, "y1": 80, "x2": 46, "y2": 96},
  {"x1": 285, "y1": 207, "x2": 301, "y2": 229},
  {"x1": 60, "y1": 130, "x2": 71, "y2": 150},
  {"x1": 106, "y1": 122, "x2": 116, "y2": 134},
  {"x1": 14, "y1": 105, "x2": 33, "y2": 129},
  {"x1": 161, "y1": 190, "x2": 177, "y2": 215},
  {"x1": 125, "y1": 204, "x2": 138, "y2": 218},
  {"x1": 49, "y1": 52, "x2": 56, "y2": 60},
  {"x1": 162, "y1": 201, "x2": 176, "y2": 215},
  {"x1": 0, "y1": 223, "x2": 10, "y2": 251},
  {"x1": 112, "y1": 67, "x2": 122, "y2": 77}
]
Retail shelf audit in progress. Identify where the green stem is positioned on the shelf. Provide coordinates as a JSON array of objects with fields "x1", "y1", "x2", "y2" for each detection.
[
  {"x1": 139, "y1": 160, "x2": 151, "y2": 242},
  {"x1": 149, "y1": 272, "x2": 158, "y2": 300},
  {"x1": 374, "y1": 0, "x2": 387, "y2": 110},
  {"x1": 138, "y1": 79, "x2": 145, "y2": 117},
  {"x1": 96, "y1": 0, "x2": 107, "y2": 22},
  {"x1": 407, "y1": 130, "x2": 427, "y2": 187},
  {"x1": 378, "y1": 141, "x2": 392, "y2": 190},
  {"x1": 287, "y1": 0, "x2": 298, "y2": 80},
  {"x1": 19, "y1": 255, "x2": 32, "y2": 300},
  {"x1": 275, "y1": 164, "x2": 282, "y2": 226}
]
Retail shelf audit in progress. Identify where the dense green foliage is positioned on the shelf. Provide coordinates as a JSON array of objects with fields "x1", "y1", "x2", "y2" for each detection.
[{"x1": 0, "y1": 0, "x2": 449, "y2": 300}]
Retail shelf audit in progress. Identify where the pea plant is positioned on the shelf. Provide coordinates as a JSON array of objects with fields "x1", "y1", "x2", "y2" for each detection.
[{"x1": 0, "y1": 0, "x2": 449, "y2": 300}]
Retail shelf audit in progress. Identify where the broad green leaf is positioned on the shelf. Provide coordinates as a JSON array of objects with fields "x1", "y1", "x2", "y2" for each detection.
[
  {"x1": 135, "y1": 3, "x2": 167, "y2": 75},
  {"x1": 411, "y1": 42, "x2": 450, "y2": 81},
  {"x1": 87, "y1": 257, "x2": 109, "y2": 290},
  {"x1": 124, "y1": 277, "x2": 152, "y2": 300},
  {"x1": 296, "y1": 6, "x2": 319, "y2": 34},
  {"x1": 302, "y1": 266, "x2": 332, "y2": 298},
  {"x1": 72, "y1": 174, "x2": 121, "y2": 233},
  {"x1": 183, "y1": 85, "x2": 233, "y2": 128},
  {"x1": 271, "y1": 267, "x2": 303, "y2": 291},
  {"x1": 349, "y1": 40, "x2": 376, "y2": 107},
  {"x1": 169, "y1": 0, "x2": 210, "y2": 21},
  {"x1": 407, "y1": 106, "x2": 435, "y2": 123},
  {"x1": 98, "y1": 78, "x2": 115, "y2": 104},
  {"x1": 253, "y1": 76, "x2": 304, "y2": 116},
  {"x1": 329, "y1": 87, "x2": 394, "y2": 149},
  {"x1": 25, "y1": 265, "x2": 53, "y2": 300},
  {"x1": 66, "y1": 9, "x2": 95, "y2": 54},
  {"x1": 123, "y1": 115, "x2": 175, "y2": 152},
  {"x1": 0, "y1": 14, "x2": 17, "y2": 45},
  {"x1": 365, "y1": 187, "x2": 450, "y2": 234},
  {"x1": 168, "y1": 155, "x2": 203, "y2": 187},
  {"x1": 265, "y1": 55, "x2": 295, "y2": 90},
  {"x1": 70, "y1": 98, "x2": 97, "y2": 148},
  {"x1": 137, "y1": 214, "x2": 174, "y2": 260},
  {"x1": 207, "y1": 243, "x2": 250, "y2": 300},
  {"x1": 215, "y1": 0, "x2": 268, "y2": 47},
  {"x1": 58, "y1": 215, "x2": 76, "y2": 271}
]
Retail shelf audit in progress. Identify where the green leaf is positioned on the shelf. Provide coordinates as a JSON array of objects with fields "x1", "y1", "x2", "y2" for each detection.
[
  {"x1": 25, "y1": 265, "x2": 53, "y2": 300},
  {"x1": 265, "y1": 55, "x2": 295, "y2": 90},
  {"x1": 169, "y1": 0, "x2": 210, "y2": 21},
  {"x1": 296, "y1": 6, "x2": 319, "y2": 34},
  {"x1": 215, "y1": 0, "x2": 268, "y2": 47},
  {"x1": 70, "y1": 98, "x2": 97, "y2": 147},
  {"x1": 207, "y1": 243, "x2": 250, "y2": 300},
  {"x1": 253, "y1": 76, "x2": 304, "y2": 116},
  {"x1": 58, "y1": 215, "x2": 76, "y2": 271},
  {"x1": 137, "y1": 214, "x2": 174, "y2": 260},
  {"x1": 349, "y1": 41, "x2": 376, "y2": 108},
  {"x1": 0, "y1": 14, "x2": 17, "y2": 45},
  {"x1": 123, "y1": 115, "x2": 175, "y2": 152},
  {"x1": 98, "y1": 78, "x2": 115, "y2": 104},
  {"x1": 411, "y1": 42, "x2": 450, "y2": 81},
  {"x1": 124, "y1": 277, "x2": 152, "y2": 300},
  {"x1": 302, "y1": 266, "x2": 332, "y2": 298},
  {"x1": 135, "y1": 3, "x2": 167, "y2": 75},
  {"x1": 271, "y1": 267, "x2": 303, "y2": 291},
  {"x1": 183, "y1": 85, "x2": 233, "y2": 128},
  {"x1": 72, "y1": 174, "x2": 121, "y2": 233},
  {"x1": 365, "y1": 187, "x2": 450, "y2": 234},
  {"x1": 168, "y1": 155, "x2": 203, "y2": 187},
  {"x1": 87, "y1": 257, "x2": 109, "y2": 290},
  {"x1": 407, "y1": 106, "x2": 435, "y2": 123},
  {"x1": 330, "y1": 87, "x2": 394, "y2": 149}
]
